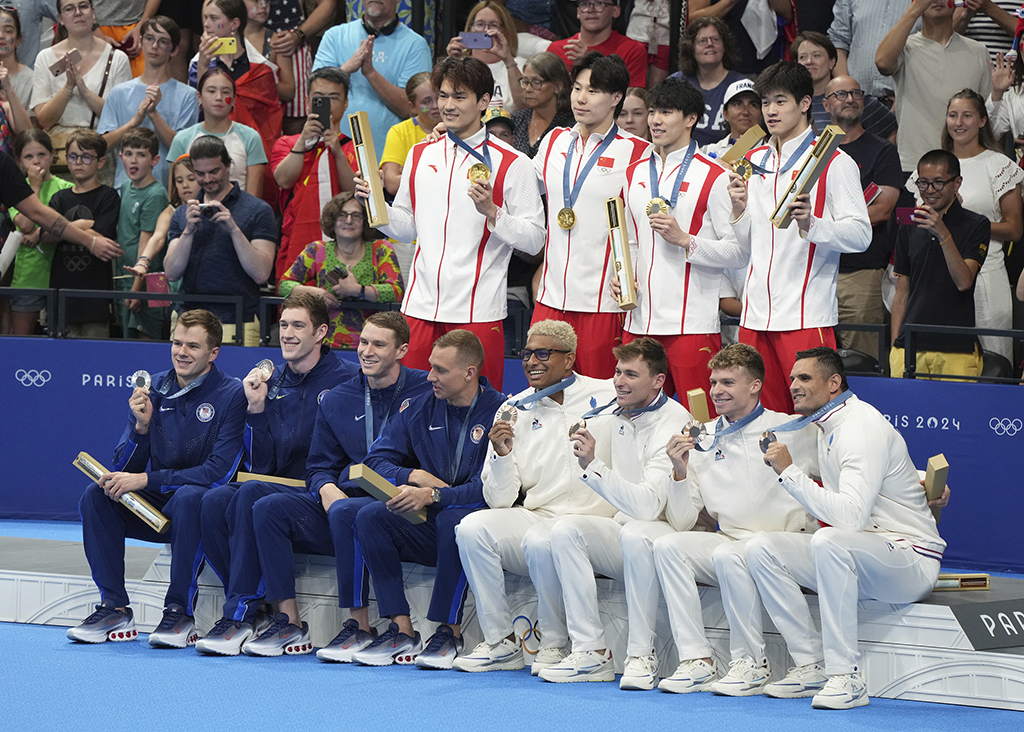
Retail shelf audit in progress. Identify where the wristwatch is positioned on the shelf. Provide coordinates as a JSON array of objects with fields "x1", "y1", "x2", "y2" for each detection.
[{"x1": 431, "y1": 488, "x2": 441, "y2": 505}]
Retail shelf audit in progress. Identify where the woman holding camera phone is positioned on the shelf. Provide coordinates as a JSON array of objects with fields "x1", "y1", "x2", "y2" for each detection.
[{"x1": 446, "y1": 1, "x2": 525, "y2": 112}]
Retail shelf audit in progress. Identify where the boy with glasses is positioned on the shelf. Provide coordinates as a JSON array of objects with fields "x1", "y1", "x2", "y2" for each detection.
[
  {"x1": 889, "y1": 149, "x2": 989, "y2": 378},
  {"x1": 548, "y1": 1, "x2": 647, "y2": 87},
  {"x1": 99, "y1": 16, "x2": 199, "y2": 193}
]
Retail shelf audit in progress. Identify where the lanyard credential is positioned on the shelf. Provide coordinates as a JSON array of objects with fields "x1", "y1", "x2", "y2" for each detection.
[
  {"x1": 364, "y1": 367, "x2": 408, "y2": 452},
  {"x1": 692, "y1": 402, "x2": 765, "y2": 452},
  {"x1": 445, "y1": 387, "x2": 481, "y2": 485},
  {"x1": 648, "y1": 139, "x2": 697, "y2": 208}
]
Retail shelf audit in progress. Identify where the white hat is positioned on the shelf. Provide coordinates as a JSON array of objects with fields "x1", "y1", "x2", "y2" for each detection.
[{"x1": 723, "y1": 78, "x2": 757, "y2": 106}]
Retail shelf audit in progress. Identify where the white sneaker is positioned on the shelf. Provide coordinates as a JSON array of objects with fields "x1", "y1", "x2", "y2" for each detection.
[
  {"x1": 710, "y1": 657, "x2": 771, "y2": 696},
  {"x1": 538, "y1": 649, "x2": 615, "y2": 683},
  {"x1": 531, "y1": 646, "x2": 568, "y2": 676},
  {"x1": 657, "y1": 658, "x2": 718, "y2": 694},
  {"x1": 453, "y1": 638, "x2": 525, "y2": 672},
  {"x1": 619, "y1": 653, "x2": 659, "y2": 690},
  {"x1": 765, "y1": 663, "x2": 828, "y2": 698},
  {"x1": 811, "y1": 672, "x2": 869, "y2": 710}
]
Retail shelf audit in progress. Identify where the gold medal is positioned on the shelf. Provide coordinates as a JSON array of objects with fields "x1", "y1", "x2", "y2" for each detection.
[
  {"x1": 646, "y1": 197, "x2": 667, "y2": 217},
  {"x1": 494, "y1": 405, "x2": 519, "y2": 426},
  {"x1": 683, "y1": 420, "x2": 707, "y2": 441},
  {"x1": 468, "y1": 163, "x2": 491, "y2": 183},
  {"x1": 131, "y1": 370, "x2": 151, "y2": 390},
  {"x1": 568, "y1": 418, "x2": 587, "y2": 438},
  {"x1": 556, "y1": 207, "x2": 577, "y2": 230},
  {"x1": 733, "y1": 158, "x2": 753, "y2": 181},
  {"x1": 255, "y1": 359, "x2": 275, "y2": 382}
]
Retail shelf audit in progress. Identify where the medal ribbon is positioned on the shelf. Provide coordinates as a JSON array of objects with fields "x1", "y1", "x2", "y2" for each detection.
[
  {"x1": 562, "y1": 125, "x2": 619, "y2": 211},
  {"x1": 445, "y1": 387, "x2": 481, "y2": 485},
  {"x1": 447, "y1": 129, "x2": 491, "y2": 173},
  {"x1": 751, "y1": 131, "x2": 815, "y2": 177},
  {"x1": 510, "y1": 374, "x2": 576, "y2": 410},
  {"x1": 768, "y1": 390, "x2": 854, "y2": 435},
  {"x1": 648, "y1": 139, "x2": 697, "y2": 207},
  {"x1": 582, "y1": 391, "x2": 669, "y2": 420},
  {"x1": 155, "y1": 369, "x2": 210, "y2": 400},
  {"x1": 364, "y1": 366, "x2": 408, "y2": 452},
  {"x1": 693, "y1": 402, "x2": 765, "y2": 452}
]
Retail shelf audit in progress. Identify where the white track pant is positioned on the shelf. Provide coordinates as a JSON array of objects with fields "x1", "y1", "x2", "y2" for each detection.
[
  {"x1": 455, "y1": 507, "x2": 555, "y2": 645},
  {"x1": 525, "y1": 515, "x2": 673, "y2": 654},
  {"x1": 653, "y1": 532, "x2": 768, "y2": 664},
  {"x1": 620, "y1": 521, "x2": 677, "y2": 657},
  {"x1": 745, "y1": 528, "x2": 940, "y2": 674}
]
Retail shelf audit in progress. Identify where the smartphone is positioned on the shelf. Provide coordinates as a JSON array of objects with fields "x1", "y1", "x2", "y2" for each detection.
[
  {"x1": 895, "y1": 207, "x2": 918, "y2": 226},
  {"x1": 460, "y1": 32, "x2": 493, "y2": 50},
  {"x1": 49, "y1": 49, "x2": 82, "y2": 77},
  {"x1": 311, "y1": 96, "x2": 331, "y2": 131},
  {"x1": 212, "y1": 37, "x2": 238, "y2": 55}
]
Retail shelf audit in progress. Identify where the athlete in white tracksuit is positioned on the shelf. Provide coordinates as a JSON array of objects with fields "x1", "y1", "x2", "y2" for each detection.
[
  {"x1": 525, "y1": 338, "x2": 691, "y2": 683},
  {"x1": 752, "y1": 349, "x2": 945, "y2": 709},
  {"x1": 453, "y1": 322, "x2": 617, "y2": 672}
]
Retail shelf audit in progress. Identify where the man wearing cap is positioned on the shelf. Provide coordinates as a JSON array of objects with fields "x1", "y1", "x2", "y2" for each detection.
[{"x1": 483, "y1": 107, "x2": 516, "y2": 147}]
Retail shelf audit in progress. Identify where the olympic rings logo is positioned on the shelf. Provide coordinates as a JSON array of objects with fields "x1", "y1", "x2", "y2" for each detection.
[
  {"x1": 990, "y1": 418, "x2": 1023, "y2": 436},
  {"x1": 512, "y1": 615, "x2": 543, "y2": 655},
  {"x1": 15, "y1": 369, "x2": 52, "y2": 387},
  {"x1": 64, "y1": 256, "x2": 90, "y2": 272}
]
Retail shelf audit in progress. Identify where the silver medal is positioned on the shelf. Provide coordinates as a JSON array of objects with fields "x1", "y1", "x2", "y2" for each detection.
[{"x1": 131, "y1": 370, "x2": 151, "y2": 390}]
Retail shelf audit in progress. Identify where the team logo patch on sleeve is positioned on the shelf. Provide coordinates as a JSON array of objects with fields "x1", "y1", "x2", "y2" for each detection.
[
  {"x1": 399, "y1": 398, "x2": 411, "y2": 412},
  {"x1": 318, "y1": 389, "x2": 330, "y2": 404},
  {"x1": 196, "y1": 403, "x2": 215, "y2": 422},
  {"x1": 470, "y1": 424, "x2": 486, "y2": 444}
]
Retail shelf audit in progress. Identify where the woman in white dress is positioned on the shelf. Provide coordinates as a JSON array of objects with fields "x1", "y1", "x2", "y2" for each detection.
[{"x1": 937, "y1": 88, "x2": 1022, "y2": 362}]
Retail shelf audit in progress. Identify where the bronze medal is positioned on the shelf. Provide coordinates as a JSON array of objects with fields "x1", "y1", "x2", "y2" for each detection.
[
  {"x1": 468, "y1": 163, "x2": 491, "y2": 183},
  {"x1": 759, "y1": 430, "x2": 777, "y2": 454},
  {"x1": 646, "y1": 197, "x2": 667, "y2": 217},
  {"x1": 556, "y1": 207, "x2": 577, "y2": 230},
  {"x1": 683, "y1": 420, "x2": 707, "y2": 442},
  {"x1": 568, "y1": 418, "x2": 587, "y2": 438}
]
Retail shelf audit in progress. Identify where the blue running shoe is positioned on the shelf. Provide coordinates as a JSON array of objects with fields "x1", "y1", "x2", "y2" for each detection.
[
  {"x1": 316, "y1": 619, "x2": 377, "y2": 663},
  {"x1": 67, "y1": 603, "x2": 137, "y2": 644},
  {"x1": 415, "y1": 625, "x2": 464, "y2": 669},
  {"x1": 241, "y1": 613, "x2": 313, "y2": 657},
  {"x1": 351, "y1": 622, "x2": 421, "y2": 666},
  {"x1": 148, "y1": 604, "x2": 198, "y2": 648}
]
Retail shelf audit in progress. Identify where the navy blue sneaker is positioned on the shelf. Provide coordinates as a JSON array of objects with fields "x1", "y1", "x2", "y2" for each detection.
[
  {"x1": 241, "y1": 613, "x2": 313, "y2": 656},
  {"x1": 316, "y1": 618, "x2": 378, "y2": 663},
  {"x1": 148, "y1": 604, "x2": 197, "y2": 648},
  {"x1": 415, "y1": 625, "x2": 464, "y2": 669}
]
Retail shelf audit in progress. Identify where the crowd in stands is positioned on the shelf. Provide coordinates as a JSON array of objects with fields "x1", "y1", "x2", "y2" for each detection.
[{"x1": 2, "y1": 0, "x2": 1024, "y2": 381}]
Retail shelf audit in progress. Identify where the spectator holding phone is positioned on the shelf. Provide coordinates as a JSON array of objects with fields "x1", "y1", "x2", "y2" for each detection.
[
  {"x1": 278, "y1": 191, "x2": 403, "y2": 349},
  {"x1": 271, "y1": 67, "x2": 358, "y2": 283},
  {"x1": 33, "y1": 0, "x2": 131, "y2": 137},
  {"x1": 446, "y1": 2, "x2": 526, "y2": 112}
]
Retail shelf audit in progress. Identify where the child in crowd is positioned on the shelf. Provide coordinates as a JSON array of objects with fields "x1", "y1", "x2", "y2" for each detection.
[
  {"x1": 380, "y1": 71, "x2": 440, "y2": 197},
  {"x1": 241, "y1": 0, "x2": 295, "y2": 110},
  {"x1": 168, "y1": 67, "x2": 267, "y2": 197},
  {"x1": 46, "y1": 130, "x2": 122, "y2": 339},
  {"x1": 115, "y1": 127, "x2": 169, "y2": 340},
  {"x1": 5, "y1": 130, "x2": 73, "y2": 335}
]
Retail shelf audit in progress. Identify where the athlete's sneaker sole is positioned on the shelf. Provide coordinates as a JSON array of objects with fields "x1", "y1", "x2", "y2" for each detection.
[
  {"x1": 66, "y1": 626, "x2": 138, "y2": 643},
  {"x1": 149, "y1": 630, "x2": 199, "y2": 649}
]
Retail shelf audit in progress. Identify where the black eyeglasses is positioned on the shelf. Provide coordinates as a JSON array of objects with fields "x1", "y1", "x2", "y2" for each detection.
[
  {"x1": 916, "y1": 178, "x2": 955, "y2": 192},
  {"x1": 66, "y1": 152, "x2": 97, "y2": 164},
  {"x1": 521, "y1": 348, "x2": 570, "y2": 361},
  {"x1": 826, "y1": 89, "x2": 865, "y2": 101}
]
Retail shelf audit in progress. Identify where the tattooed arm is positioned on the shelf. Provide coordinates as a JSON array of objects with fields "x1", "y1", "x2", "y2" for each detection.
[{"x1": 17, "y1": 194, "x2": 124, "y2": 261}]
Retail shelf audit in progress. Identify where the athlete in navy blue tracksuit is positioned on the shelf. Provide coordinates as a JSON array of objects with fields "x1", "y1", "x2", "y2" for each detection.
[
  {"x1": 349, "y1": 330, "x2": 504, "y2": 666},
  {"x1": 252, "y1": 314, "x2": 431, "y2": 658},
  {"x1": 74, "y1": 310, "x2": 246, "y2": 647},
  {"x1": 194, "y1": 295, "x2": 356, "y2": 655}
]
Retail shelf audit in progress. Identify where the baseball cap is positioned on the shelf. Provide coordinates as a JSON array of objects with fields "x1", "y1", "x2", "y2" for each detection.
[
  {"x1": 723, "y1": 79, "x2": 757, "y2": 106},
  {"x1": 482, "y1": 106, "x2": 514, "y2": 133}
]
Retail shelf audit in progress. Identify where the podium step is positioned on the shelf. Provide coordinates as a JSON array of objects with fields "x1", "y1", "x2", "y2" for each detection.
[{"x1": 3, "y1": 536, "x2": 1023, "y2": 710}]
